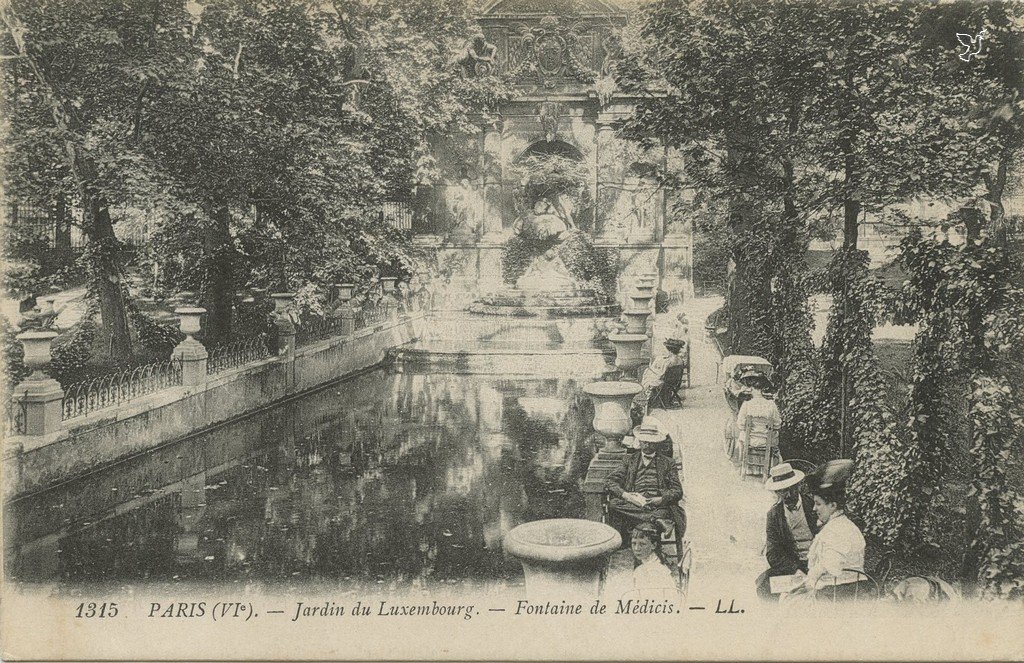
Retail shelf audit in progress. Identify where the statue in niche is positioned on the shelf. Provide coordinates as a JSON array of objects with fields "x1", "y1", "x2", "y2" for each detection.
[
  {"x1": 511, "y1": 195, "x2": 577, "y2": 290},
  {"x1": 454, "y1": 33, "x2": 497, "y2": 77},
  {"x1": 514, "y1": 196, "x2": 576, "y2": 240}
]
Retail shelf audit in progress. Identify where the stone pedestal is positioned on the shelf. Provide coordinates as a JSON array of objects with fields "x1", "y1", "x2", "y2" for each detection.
[
  {"x1": 173, "y1": 307, "x2": 208, "y2": 385},
  {"x1": 11, "y1": 378, "x2": 63, "y2": 437},
  {"x1": 11, "y1": 331, "x2": 63, "y2": 437},
  {"x1": 504, "y1": 518, "x2": 621, "y2": 598}
]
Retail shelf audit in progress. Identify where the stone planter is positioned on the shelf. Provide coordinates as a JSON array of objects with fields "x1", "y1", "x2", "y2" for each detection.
[
  {"x1": 622, "y1": 309, "x2": 651, "y2": 335},
  {"x1": 270, "y1": 292, "x2": 295, "y2": 316},
  {"x1": 504, "y1": 518, "x2": 621, "y2": 598},
  {"x1": 334, "y1": 283, "x2": 355, "y2": 302},
  {"x1": 608, "y1": 332, "x2": 648, "y2": 373},
  {"x1": 174, "y1": 307, "x2": 206, "y2": 338},
  {"x1": 584, "y1": 380, "x2": 643, "y2": 446},
  {"x1": 17, "y1": 331, "x2": 59, "y2": 379}
]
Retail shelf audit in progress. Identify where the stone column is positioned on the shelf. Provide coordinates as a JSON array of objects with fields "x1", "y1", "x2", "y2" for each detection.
[
  {"x1": 10, "y1": 331, "x2": 63, "y2": 437},
  {"x1": 595, "y1": 116, "x2": 618, "y2": 238},
  {"x1": 481, "y1": 119, "x2": 505, "y2": 239},
  {"x1": 172, "y1": 307, "x2": 208, "y2": 386}
]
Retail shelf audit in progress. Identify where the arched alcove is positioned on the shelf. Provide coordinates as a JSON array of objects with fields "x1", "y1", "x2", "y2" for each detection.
[{"x1": 515, "y1": 140, "x2": 584, "y2": 164}]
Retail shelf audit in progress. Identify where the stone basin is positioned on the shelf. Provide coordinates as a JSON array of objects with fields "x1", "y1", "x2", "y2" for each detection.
[{"x1": 504, "y1": 518, "x2": 621, "y2": 597}]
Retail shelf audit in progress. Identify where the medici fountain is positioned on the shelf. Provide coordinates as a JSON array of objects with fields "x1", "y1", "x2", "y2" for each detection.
[{"x1": 5, "y1": 0, "x2": 691, "y2": 598}]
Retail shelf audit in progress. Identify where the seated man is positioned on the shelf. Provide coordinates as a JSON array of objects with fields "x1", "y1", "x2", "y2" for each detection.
[
  {"x1": 755, "y1": 463, "x2": 819, "y2": 600},
  {"x1": 640, "y1": 338, "x2": 686, "y2": 409},
  {"x1": 605, "y1": 421, "x2": 686, "y2": 542}
]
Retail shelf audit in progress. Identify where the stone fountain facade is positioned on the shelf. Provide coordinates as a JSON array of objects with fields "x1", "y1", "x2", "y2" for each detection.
[{"x1": 410, "y1": 0, "x2": 693, "y2": 310}]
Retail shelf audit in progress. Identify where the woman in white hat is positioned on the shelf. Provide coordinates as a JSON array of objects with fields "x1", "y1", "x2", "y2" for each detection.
[{"x1": 783, "y1": 481, "x2": 869, "y2": 603}]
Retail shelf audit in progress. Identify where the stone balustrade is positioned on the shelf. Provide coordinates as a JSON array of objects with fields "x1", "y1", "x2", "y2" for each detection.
[{"x1": 5, "y1": 279, "x2": 425, "y2": 442}]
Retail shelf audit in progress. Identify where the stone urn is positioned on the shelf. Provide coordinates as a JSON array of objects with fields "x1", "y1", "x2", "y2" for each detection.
[
  {"x1": 504, "y1": 518, "x2": 621, "y2": 598},
  {"x1": 174, "y1": 307, "x2": 206, "y2": 339},
  {"x1": 17, "y1": 330, "x2": 59, "y2": 379},
  {"x1": 584, "y1": 380, "x2": 643, "y2": 448},
  {"x1": 334, "y1": 283, "x2": 355, "y2": 302},
  {"x1": 622, "y1": 309, "x2": 651, "y2": 335},
  {"x1": 608, "y1": 332, "x2": 648, "y2": 373},
  {"x1": 270, "y1": 292, "x2": 295, "y2": 316}
]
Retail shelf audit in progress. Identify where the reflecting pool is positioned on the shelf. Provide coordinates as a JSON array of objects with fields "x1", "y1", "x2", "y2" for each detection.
[{"x1": 4, "y1": 367, "x2": 598, "y2": 591}]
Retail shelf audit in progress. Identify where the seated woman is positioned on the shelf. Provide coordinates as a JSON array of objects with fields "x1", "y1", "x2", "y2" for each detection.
[
  {"x1": 629, "y1": 523, "x2": 677, "y2": 596},
  {"x1": 736, "y1": 374, "x2": 781, "y2": 470},
  {"x1": 783, "y1": 482, "x2": 870, "y2": 603}
]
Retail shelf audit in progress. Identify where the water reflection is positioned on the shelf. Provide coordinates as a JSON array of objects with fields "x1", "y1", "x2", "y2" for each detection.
[{"x1": 5, "y1": 370, "x2": 596, "y2": 589}]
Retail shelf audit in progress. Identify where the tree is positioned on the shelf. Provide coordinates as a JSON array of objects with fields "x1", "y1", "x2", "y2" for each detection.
[{"x1": 0, "y1": 0, "x2": 193, "y2": 362}]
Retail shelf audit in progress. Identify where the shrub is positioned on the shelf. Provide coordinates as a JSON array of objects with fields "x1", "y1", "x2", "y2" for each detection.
[{"x1": 557, "y1": 230, "x2": 618, "y2": 296}]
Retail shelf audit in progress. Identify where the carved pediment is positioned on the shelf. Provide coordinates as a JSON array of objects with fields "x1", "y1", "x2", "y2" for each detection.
[{"x1": 481, "y1": 0, "x2": 625, "y2": 18}]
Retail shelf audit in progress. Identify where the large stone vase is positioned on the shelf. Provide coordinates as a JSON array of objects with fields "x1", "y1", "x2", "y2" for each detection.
[
  {"x1": 628, "y1": 288, "x2": 654, "y2": 312},
  {"x1": 622, "y1": 309, "x2": 651, "y2": 335},
  {"x1": 608, "y1": 332, "x2": 648, "y2": 373},
  {"x1": 504, "y1": 518, "x2": 621, "y2": 598}
]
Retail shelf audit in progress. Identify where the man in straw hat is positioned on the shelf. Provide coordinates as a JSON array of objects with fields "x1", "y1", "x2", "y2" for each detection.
[
  {"x1": 605, "y1": 417, "x2": 686, "y2": 543},
  {"x1": 755, "y1": 462, "x2": 820, "y2": 600}
]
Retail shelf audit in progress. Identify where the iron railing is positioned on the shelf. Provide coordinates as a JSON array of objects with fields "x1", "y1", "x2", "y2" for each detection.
[
  {"x1": 62, "y1": 358, "x2": 183, "y2": 420},
  {"x1": 207, "y1": 335, "x2": 271, "y2": 374},
  {"x1": 381, "y1": 201, "x2": 413, "y2": 232},
  {"x1": 355, "y1": 302, "x2": 394, "y2": 330},
  {"x1": 6, "y1": 396, "x2": 27, "y2": 435},
  {"x1": 296, "y1": 316, "x2": 346, "y2": 347}
]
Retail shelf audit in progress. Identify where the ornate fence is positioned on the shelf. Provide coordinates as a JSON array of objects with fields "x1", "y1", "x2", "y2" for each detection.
[
  {"x1": 6, "y1": 396, "x2": 27, "y2": 435},
  {"x1": 62, "y1": 359, "x2": 183, "y2": 420},
  {"x1": 355, "y1": 302, "x2": 394, "y2": 330},
  {"x1": 207, "y1": 334, "x2": 271, "y2": 374},
  {"x1": 296, "y1": 316, "x2": 346, "y2": 347}
]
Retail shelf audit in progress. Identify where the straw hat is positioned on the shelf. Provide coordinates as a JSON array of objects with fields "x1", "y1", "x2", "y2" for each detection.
[
  {"x1": 765, "y1": 463, "x2": 805, "y2": 491},
  {"x1": 632, "y1": 416, "x2": 667, "y2": 444}
]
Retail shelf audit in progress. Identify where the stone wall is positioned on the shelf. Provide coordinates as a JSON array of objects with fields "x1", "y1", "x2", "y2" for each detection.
[{"x1": 4, "y1": 313, "x2": 426, "y2": 500}]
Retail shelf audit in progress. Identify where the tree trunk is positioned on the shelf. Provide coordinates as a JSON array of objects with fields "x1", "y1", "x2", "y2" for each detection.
[
  {"x1": 84, "y1": 198, "x2": 134, "y2": 362},
  {"x1": 202, "y1": 201, "x2": 234, "y2": 342}
]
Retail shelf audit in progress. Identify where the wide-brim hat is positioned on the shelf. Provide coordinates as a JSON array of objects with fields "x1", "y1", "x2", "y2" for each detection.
[
  {"x1": 632, "y1": 416, "x2": 667, "y2": 443},
  {"x1": 765, "y1": 463, "x2": 805, "y2": 491},
  {"x1": 808, "y1": 459, "x2": 855, "y2": 489},
  {"x1": 664, "y1": 337, "x2": 685, "y2": 350}
]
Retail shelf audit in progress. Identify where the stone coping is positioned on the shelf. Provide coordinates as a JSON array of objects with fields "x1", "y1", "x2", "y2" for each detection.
[
  {"x1": 583, "y1": 381, "x2": 642, "y2": 397},
  {"x1": 503, "y1": 518, "x2": 621, "y2": 563},
  {"x1": 608, "y1": 333, "x2": 648, "y2": 342}
]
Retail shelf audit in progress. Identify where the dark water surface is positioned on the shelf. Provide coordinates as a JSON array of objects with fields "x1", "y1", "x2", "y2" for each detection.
[{"x1": 5, "y1": 368, "x2": 597, "y2": 590}]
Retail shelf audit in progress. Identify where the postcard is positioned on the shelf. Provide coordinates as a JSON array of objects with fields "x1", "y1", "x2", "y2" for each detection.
[{"x1": 2, "y1": 0, "x2": 1023, "y2": 659}]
